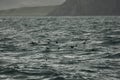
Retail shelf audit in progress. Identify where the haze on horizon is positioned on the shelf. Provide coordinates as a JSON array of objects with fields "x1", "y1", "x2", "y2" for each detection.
[{"x1": 0, "y1": 0, "x2": 65, "y2": 10}]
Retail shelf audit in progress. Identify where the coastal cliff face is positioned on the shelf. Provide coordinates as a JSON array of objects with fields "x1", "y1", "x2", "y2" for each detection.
[{"x1": 49, "y1": 0, "x2": 120, "y2": 16}]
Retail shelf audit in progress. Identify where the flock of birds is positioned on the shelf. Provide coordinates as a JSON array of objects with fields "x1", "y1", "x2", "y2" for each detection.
[{"x1": 28, "y1": 37, "x2": 89, "y2": 62}]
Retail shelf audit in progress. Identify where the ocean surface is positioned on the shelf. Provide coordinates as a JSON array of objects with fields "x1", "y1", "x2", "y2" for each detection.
[{"x1": 0, "y1": 16, "x2": 120, "y2": 80}]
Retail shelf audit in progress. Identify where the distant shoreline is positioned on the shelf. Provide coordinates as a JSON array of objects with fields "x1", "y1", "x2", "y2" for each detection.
[{"x1": 0, "y1": 6, "x2": 56, "y2": 16}]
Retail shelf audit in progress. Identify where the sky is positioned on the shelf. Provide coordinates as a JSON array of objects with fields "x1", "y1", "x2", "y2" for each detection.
[{"x1": 0, "y1": 0, "x2": 65, "y2": 10}]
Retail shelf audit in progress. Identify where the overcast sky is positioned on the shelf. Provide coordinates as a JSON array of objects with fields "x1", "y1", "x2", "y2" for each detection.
[{"x1": 0, "y1": 0, "x2": 65, "y2": 10}]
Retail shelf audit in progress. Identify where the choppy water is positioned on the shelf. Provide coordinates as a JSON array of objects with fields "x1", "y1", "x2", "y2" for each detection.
[{"x1": 0, "y1": 16, "x2": 120, "y2": 80}]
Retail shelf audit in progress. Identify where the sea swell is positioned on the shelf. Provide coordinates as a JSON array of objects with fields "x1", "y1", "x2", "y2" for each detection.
[{"x1": 0, "y1": 16, "x2": 120, "y2": 80}]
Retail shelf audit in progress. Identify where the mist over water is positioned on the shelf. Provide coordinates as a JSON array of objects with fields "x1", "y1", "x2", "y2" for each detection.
[{"x1": 0, "y1": 16, "x2": 120, "y2": 80}]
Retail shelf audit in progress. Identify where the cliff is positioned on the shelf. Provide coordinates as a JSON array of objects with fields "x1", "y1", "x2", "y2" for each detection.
[{"x1": 49, "y1": 0, "x2": 120, "y2": 16}]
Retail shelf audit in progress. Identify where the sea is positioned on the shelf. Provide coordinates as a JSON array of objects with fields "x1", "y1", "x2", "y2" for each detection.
[{"x1": 0, "y1": 16, "x2": 120, "y2": 80}]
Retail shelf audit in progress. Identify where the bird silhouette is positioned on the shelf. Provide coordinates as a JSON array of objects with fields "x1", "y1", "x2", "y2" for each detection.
[{"x1": 29, "y1": 41, "x2": 39, "y2": 46}]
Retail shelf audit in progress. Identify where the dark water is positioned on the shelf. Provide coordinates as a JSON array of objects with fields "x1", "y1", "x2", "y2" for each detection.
[{"x1": 0, "y1": 16, "x2": 120, "y2": 80}]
